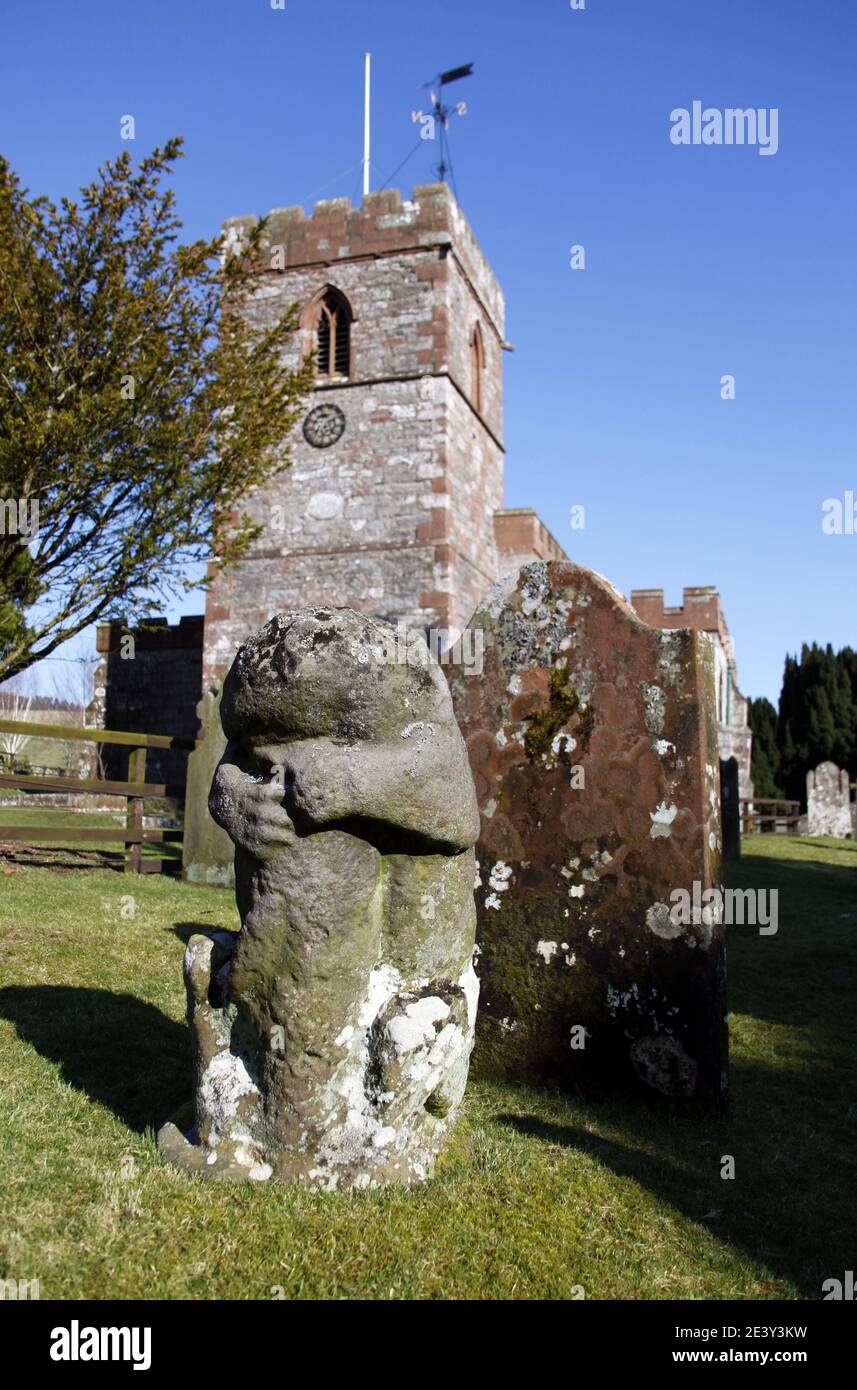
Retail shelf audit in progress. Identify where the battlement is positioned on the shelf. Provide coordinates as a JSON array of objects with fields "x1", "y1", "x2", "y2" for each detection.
[
  {"x1": 630, "y1": 586, "x2": 729, "y2": 643},
  {"x1": 96, "y1": 613, "x2": 204, "y2": 655},
  {"x1": 494, "y1": 508, "x2": 568, "y2": 572},
  {"x1": 223, "y1": 183, "x2": 504, "y2": 338}
]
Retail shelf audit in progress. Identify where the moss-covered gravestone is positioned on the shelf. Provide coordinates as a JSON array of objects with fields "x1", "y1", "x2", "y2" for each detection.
[
  {"x1": 158, "y1": 608, "x2": 480, "y2": 1188},
  {"x1": 447, "y1": 561, "x2": 727, "y2": 1106}
]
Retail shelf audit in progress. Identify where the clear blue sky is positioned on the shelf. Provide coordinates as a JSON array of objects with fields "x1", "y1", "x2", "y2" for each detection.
[{"x1": 2, "y1": 0, "x2": 855, "y2": 701}]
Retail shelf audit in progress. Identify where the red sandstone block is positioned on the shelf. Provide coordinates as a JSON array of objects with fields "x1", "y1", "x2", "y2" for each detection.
[{"x1": 447, "y1": 559, "x2": 726, "y2": 1107}]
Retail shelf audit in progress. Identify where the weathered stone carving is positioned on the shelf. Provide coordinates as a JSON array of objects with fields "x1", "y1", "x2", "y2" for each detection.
[
  {"x1": 447, "y1": 561, "x2": 728, "y2": 1106},
  {"x1": 159, "y1": 608, "x2": 480, "y2": 1188},
  {"x1": 804, "y1": 761, "x2": 853, "y2": 839}
]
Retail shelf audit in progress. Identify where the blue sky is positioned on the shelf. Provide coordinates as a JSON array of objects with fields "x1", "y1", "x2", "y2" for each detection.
[{"x1": 2, "y1": 0, "x2": 855, "y2": 701}]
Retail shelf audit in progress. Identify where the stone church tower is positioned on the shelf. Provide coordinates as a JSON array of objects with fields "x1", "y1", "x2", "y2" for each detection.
[{"x1": 202, "y1": 182, "x2": 561, "y2": 688}]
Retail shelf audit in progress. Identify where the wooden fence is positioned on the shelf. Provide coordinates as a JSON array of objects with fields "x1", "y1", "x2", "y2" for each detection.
[
  {"x1": 0, "y1": 718, "x2": 197, "y2": 873},
  {"x1": 740, "y1": 797, "x2": 802, "y2": 835}
]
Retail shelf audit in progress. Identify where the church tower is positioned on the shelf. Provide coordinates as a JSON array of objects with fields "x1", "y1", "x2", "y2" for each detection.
[{"x1": 202, "y1": 183, "x2": 513, "y2": 688}]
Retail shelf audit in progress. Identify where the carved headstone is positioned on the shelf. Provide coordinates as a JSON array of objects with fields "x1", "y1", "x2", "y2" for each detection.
[
  {"x1": 806, "y1": 761, "x2": 853, "y2": 839},
  {"x1": 159, "y1": 608, "x2": 480, "y2": 1188},
  {"x1": 447, "y1": 561, "x2": 727, "y2": 1106}
]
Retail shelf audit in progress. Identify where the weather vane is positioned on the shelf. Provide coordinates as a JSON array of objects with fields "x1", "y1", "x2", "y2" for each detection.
[{"x1": 414, "y1": 63, "x2": 474, "y2": 190}]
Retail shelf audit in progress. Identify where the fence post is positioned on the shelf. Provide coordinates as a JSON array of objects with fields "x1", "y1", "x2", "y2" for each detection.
[{"x1": 125, "y1": 745, "x2": 147, "y2": 874}]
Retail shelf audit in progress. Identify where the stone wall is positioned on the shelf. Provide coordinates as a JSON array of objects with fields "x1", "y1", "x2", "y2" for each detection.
[
  {"x1": 202, "y1": 184, "x2": 509, "y2": 692},
  {"x1": 631, "y1": 585, "x2": 753, "y2": 802},
  {"x1": 494, "y1": 508, "x2": 568, "y2": 575},
  {"x1": 92, "y1": 615, "x2": 203, "y2": 787}
]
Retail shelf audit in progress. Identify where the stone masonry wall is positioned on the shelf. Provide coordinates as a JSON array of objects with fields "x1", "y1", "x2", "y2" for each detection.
[
  {"x1": 202, "y1": 184, "x2": 506, "y2": 690},
  {"x1": 631, "y1": 586, "x2": 753, "y2": 801},
  {"x1": 94, "y1": 616, "x2": 203, "y2": 787}
]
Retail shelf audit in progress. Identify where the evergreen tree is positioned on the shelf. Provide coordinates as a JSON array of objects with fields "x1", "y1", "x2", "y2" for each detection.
[
  {"x1": 748, "y1": 696, "x2": 784, "y2": 798},
  {"x1": 771, "y1": 643, "x2": 857, "y2": 804}
]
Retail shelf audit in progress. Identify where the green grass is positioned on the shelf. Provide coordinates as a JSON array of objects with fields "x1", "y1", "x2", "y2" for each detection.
[{"x1": 0, "y1": 835, "x2": 854, "y2": 1300}]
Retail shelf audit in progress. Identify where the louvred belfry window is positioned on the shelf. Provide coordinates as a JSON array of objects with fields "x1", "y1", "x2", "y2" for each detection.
[{"x1": 312, "y1": 288, "x2": 352, "y2": 379}]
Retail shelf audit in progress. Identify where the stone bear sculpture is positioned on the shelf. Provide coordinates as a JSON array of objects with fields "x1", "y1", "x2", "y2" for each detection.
[{"x1": 158, "y1": 608, "x2": 480, "y2": 1189}]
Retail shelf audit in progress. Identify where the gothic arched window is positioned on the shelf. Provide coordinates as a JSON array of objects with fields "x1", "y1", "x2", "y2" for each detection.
[
  {"x1": 307, "y1": 286, "x2": 352, "y2": 379},
  {"x1": 470, "y1": 321, "x2": 485, "y2": 413}
]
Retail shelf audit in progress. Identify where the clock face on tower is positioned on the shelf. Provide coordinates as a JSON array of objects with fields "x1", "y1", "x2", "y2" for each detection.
[{"x1": 303, "y1": 403, "x2": 346, "y2": 449}]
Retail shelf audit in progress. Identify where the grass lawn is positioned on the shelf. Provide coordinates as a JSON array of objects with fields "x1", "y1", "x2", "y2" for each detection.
[{"x1": 0, "y1": 834, "x2": 854, "y2": 1300}]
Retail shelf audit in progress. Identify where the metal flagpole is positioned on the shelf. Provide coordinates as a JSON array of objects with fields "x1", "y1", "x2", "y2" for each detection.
[{"x1": 363, "y1": 53, "x2": 371, "y2": 197}]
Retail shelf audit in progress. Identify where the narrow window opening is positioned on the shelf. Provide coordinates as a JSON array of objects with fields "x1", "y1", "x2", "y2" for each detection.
[
  {"x1": 309, "y1": 288, "x2": 352, "y2": 379},
  {"x1": 470, "y1": 322, "x2": 485, "y2": 413}
]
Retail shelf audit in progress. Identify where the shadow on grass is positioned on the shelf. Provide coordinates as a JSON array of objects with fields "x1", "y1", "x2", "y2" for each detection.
[
  {"x1": 725, "y1": 854, "x2": 856, "y2": 1039},
  {"x1": 495, "y1": 847, "x2": 857, "y2": 1298},
  {"x1": 495, "y1": 1055, "x2": 854, "y2": 1300},
  {"x1": 0, "y1": 985, "x2": 189, "y2": 1133},
  {"x1": 0, "y1": 847, "x2": 126, "y2": 873}
]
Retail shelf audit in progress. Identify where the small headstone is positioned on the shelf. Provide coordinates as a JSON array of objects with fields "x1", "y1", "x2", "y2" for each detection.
[
  {"x1": 447, "y1": 561, "x2": 727, "y2": 1106},
  {"x1": 159, "y1": 608, "x2": 480, "y2": 1188},
  {"x1": 719, "y1": 757, "x2": 741, "y2": 860},
  {"x1": 806, "y1": 761, "x2": 853, "y2": 838}
]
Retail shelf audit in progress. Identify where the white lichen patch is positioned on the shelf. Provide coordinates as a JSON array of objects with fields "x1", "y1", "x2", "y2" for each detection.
[
  {"x1": 656, "y1": 631, "x2": 684, "y2": 687},
  {"x1": 358, "y1": 964, "x2": 402, "y2": 1028},
  {"x1": 483, "y1": 798, "x2": 497, "y2": 818},
  {"x1": 551, "y1": 732, "x2": 577, "y2": 756},
  {"x1": 387, "y1": 996, "x2": 451, "y2": 1054},
  {"x1": 458, "y1": 960, "x2": 480, "y2": 1031},
  {"x1": 646, "y1": 901, "x2": 683, "y2": 940},
  {"x1": 400, "y1": 720, "x2": 435, "y2": 740},
  {"x1": 536, "y1": 940, "x2": 558, "y2": 964},
  {"x1": 488, "y1": 861, "x2": 513, "y2": 893},
  {"x1": 654, "y1": 739, "x2": 675, "y2": 757},
  {"x1": 639, "y1": 682, "x2": 666, "y2": 738},
  {"x1": 650, "y1": 801, "x2": 678, "y2": 838},
  {"x1": 199, "y1": 1050, "x2": 260, "y2": 1124},
  {"x1": 569, "y1": 884, "x2": 584, "y2": 898}
]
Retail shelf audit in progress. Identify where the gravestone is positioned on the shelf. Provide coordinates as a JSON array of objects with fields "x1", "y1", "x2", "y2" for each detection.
[
  {"x1": 181, "y1": 685, "x2": 232, "y2": 886},
  {"x1": 159, "y1": 608, "x2": 480, "y2": 1188},
  {"x1": 447, "y1": 561, "x2": 727, "y2": 1106},
  {"x1": 806, "y1": 762, "x2": 853, "y2": 838},
  {"x1": 719, "y1": 757, "x2": 741, "y2": 860}
]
